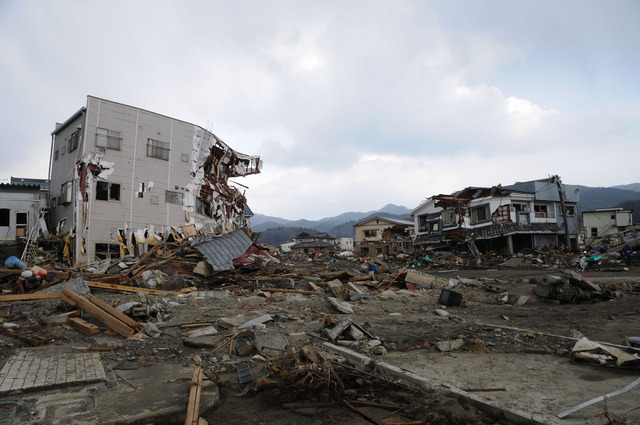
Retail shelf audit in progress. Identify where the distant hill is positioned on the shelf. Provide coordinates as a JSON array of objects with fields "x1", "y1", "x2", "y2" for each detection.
[
  {"x1": 578, "y1": 186, "x2": 640, "y2": 212},
  {"x1": 611, "y1": 183, "x2": 640, "y2": 193},
  {"x1": 252, "y1": 204, "x2": 412, "y2": 246}
]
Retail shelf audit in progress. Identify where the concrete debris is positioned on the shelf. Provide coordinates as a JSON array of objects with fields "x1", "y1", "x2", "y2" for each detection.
[
  {"x1": 327, "y1": 296, "x2": 355, "y2": 314},
  {"x1": 436, "y1": 339, "x2": 465, "y2": 352}
]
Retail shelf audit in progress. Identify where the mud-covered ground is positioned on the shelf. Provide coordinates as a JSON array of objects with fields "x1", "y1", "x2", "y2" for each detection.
[{"x1": 2, "y1": 258, "x2": 639, "y2": 424}]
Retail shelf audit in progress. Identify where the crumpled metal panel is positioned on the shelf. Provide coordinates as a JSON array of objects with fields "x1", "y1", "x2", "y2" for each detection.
[{"x1": 190, "y1": 229, "x2": 253, "y2": 271}]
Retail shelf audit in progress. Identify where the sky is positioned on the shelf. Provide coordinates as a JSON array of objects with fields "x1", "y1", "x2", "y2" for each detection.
[{"x1": 1, "y1": 0, "x2": 639, "y2": 220}]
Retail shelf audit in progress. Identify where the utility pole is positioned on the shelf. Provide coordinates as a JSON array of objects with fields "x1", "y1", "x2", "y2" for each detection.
[{"x1": 554, "y1": 175, "x2": 572, "y2": 251}]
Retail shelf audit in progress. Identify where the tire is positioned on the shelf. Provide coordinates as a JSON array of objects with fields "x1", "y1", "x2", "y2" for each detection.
[{"x1": 593, "y1": 263, "x2": 601, "y2": 272}]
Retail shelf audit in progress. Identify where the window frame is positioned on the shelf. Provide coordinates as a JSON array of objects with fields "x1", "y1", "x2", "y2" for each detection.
[
  {"x1": 470, "y1": 204, "x2": 490, "y2": 224},
  {"x1": 363, "y1": 229, "x2": 377, "y2": 238},
  {"x1": 95, "y1": 181, "x2": 121, "y2": 202},
  {"x1": 67, "y1": 131, "x2": 79, "y2": 153},
  {"x1": 147, "y1": 138, "x2": 170, "y2": 161},
  {"x1": 96, "y1": 127, "x2": 122, "y2": 150},
  {"x1": 166, "y1": 190, "x2": 183, "y2": 205}
]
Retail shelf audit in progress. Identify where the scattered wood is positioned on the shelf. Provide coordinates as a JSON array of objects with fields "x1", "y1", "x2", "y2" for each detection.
[
  {"x1": 60, "y1": 289, "x2": 136, "y2": 338},
  {"x1": 0, "y1": 293, "x2": 61, "y2": 302},
  {"x1": 86, "y1": 281, "x2": 196, "y2": 295},
  {"x1": 184, "y1": 366, "x2": 204, "y2": 425},
  {"x1": 41, "y1": 310, "x2": 80, "y2": 326},
  {"x1": 89, "y1": 346, "x2": 122, "y2": 351},
  {"x1": 68, "y1": 317, "x2": 101, "y2": 335},
  {"x1": 259, "y1": 288, "x2": 323, "y2": 295},
  {"x1": 86, "y1": 293, "x2": 142, "y2": 331}
]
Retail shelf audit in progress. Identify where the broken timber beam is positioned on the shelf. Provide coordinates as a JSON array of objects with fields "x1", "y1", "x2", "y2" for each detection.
[
  {"x1": 0, "y1": 293, "x2": 61, "y2": 302},
  {"x1": 184, "y1": 366, "x2": 204, "y2": 425},
  {"x1": 60, "y1": 289, "x2": 135, "y2": 338},
  {"x1": 86, "y1": 281, "x2": 196, "y2": 295},
  {"x1": 86, "y1": 293, "x2": 142, "y2": 331}
]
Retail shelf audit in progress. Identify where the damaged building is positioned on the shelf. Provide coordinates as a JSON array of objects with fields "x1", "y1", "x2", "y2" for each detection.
[
  {"x1": 353, "y1": 216, "x2": 414, "y2": 257},
  {"x1": 412, "y1": 177, "x2": 580, "y2": 254},
  {"x1": 48, "y1": 96, "x2": 261, "y2": 265}
]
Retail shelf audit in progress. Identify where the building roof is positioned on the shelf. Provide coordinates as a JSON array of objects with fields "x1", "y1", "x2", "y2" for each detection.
[
  {"x1": 294, "y1": 232, "x2": 336, "y2": 240},
  {"x1": 583, "y1": 208, "x2": 632, "y2": 214},
  {"x1": 291, "y1": 241, "x2": 336, "y2": 250},
  {"x1": 0, "y1": 183, "x2": 42, "y2": 192},
  {"x1": 10, "y1": 177, "x2": 49, "y2": 190},
  {"x1": 353, "y1": 216, "x2": 414, "y2": 228},
  {"x1": 190, "y1": 228, "x2": 253, "y2": 271}
]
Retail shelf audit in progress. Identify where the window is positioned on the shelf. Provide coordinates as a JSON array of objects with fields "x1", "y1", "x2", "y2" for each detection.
[
  {"x1": 534, "y1": 204, "x2": 554, "y2": 218},
  {"x1": 147, "y1": 138, "x2": 169, "y2": 160},
  {"x1": 95, "y1": 243, "x2": 121, "y2": 260},
  {"x1": 470, "y1": 204, "x2": 490, "y2": 224},
  {"x1": 51, "y1": 198, "x2": 57, "y2": 208},
  {"x1": 150, "y1": 195, "x2": 159, "y2": 205},
  {"x1": 196, "y1": 198, "x2": 211, "y2": 216},
  {"x1": 96, "y1": 128, "x2": 121, "y2": 150},
  {"x1": 0, "y1": 209, "x2": 9, "y2": 226},
  {"x1": 61, "y1": 145, "x2": 66, "y2": 156},
  {"x1": 512, "y1": 203, "x2": 530, "y2": 212},
  {"x1": 591, "y1": 227, "x2": 598, "y2": 237},
  {"x1": 16, "y1": 212, "x2": 27, "y2": 237},
  {"x1": 68, "y1": 131, "x2": 79, "y2": 152},
  {"x1": 611, "y1": 214, "x2": 616, "y2": 220},
  {"x1": 54, "y1": 150, "x2": 59, "y2": 161},
  {"x1": 96, "y1": 181, "x2": 121, "y2": 201},
  {"x1": 363, "y1": 229, "x2": 377, "y2": 238},
  {"x1": 60, "y1": 181, "x2": 72, "y2": 204},
  {"x1": 565, "y1": 206, "x2": 575, "y2": 216},
  {"x1": 442, "y1": 209, "x2": 456, "y2": 226},
  {"x1": 181, "y1": 153, "x2": 189, "y2": 163},
  {"x1": 428, "y1": 221, "x2": 440, "y2": 235},
  {"x1": 166, "y1": 191, "x2": 183, "y2": 205}
]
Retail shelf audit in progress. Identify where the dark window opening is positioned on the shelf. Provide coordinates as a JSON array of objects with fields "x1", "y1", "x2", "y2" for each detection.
[
  {"x1": 591, "y1": 227, "x2": 598, "y2": 237},
  {"x1": 68, "y1": 131, "x2": 79, "y2": 152},
  {"x1": 196, "y1": 198, "x2": 211, "y2": 216},
  {"x1": 471, "y1": 204, "x2": 490, "y2": 224},
  {"x1": 96, "y1": 181, "x2": 121, "y2": 201},
  {"x1": 95, "y1": 243, "x2": 121, "y2": 260},
  {"x1": 0, "y1": 209, "x2": 9, "y2": 226},
  {"x1": 16, "y1": 213, "x2": 27, "y2": 225},
  {"x1": 363, "y1": 229, "x2": 377, "y2": 238}
]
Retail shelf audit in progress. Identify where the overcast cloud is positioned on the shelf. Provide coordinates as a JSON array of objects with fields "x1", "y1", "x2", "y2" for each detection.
[{"x1": 1, "y1": 0, "x2": 639, "y2": 219}]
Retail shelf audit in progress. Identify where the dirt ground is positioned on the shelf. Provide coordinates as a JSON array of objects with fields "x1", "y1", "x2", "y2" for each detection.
[{"x1": 1, "y1": 257, "x2": 639, "y2": 424}]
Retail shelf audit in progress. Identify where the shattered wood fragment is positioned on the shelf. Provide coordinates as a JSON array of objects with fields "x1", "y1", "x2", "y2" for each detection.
[
  {"x1": 60, "y1": 289, "x2": 135, "y2": 338},
  {"x1": 344, "y1": 400, "x2": 425, "y2": 425},
  {"x1": 68, "y1": 317, "x2": 101, "y2": 335}
]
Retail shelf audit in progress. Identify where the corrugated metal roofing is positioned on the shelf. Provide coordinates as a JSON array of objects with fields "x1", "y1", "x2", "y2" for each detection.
[{"x1": 190, "y1": 229, "x2": 253, "y2": 271}]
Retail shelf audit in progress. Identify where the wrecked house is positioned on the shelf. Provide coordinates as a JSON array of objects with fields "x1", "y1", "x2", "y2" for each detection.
[
  {"x1": 0, "y1": 181, "x2": 47, "y2": 242},
  {"x1": 582, "y1": 208, "x2": 634, "y2": 247},
  {"x1": 412, "y1": 177, "x2": 580, "y2": 255},
  {"x1": 48, "y1": 96, "x2": 261, "y2": 265},
  {"x1": 353, "y1": 216, "x2": 414, "y2": 257},
  {"x1": 289, "y1": 231, "x2": 337, "y2": 255}
]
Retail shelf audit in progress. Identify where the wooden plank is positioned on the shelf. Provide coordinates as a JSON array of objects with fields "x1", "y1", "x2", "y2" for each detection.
[
  {"x1": 0, "y1": 293, "x2": 61, "y2": 301},
  {"x1": 260, "y1": 288, "x2": 323, "y2": 295},
  {"x1": 60, "y1": 289, "x2": 134, "y2": 338},
  {"x1": 87, "y1": 281, "x2": 175, "y2": 295},
  {"x1": 86, "y1": 293, "x2": 141, "y2": 331},
  {"x1": 185, "y1": 366, "x2": 204, "y2": 425},
  {"x1": 68, "y1": 317, "x2": 101, "y2": 335}
]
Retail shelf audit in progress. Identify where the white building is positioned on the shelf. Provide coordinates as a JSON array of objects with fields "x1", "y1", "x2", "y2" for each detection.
[
  {"x1": 582, "y1": 208, "x2": 633, "y2": 245},
  {"x1": 49, "y1": 96, "x2": 261, "y2": 265}
]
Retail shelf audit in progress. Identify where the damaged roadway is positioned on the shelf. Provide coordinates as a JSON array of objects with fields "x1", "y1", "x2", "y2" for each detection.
[{"x1": 1, "y1": 250, "x2": 640, "y2": 424}]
